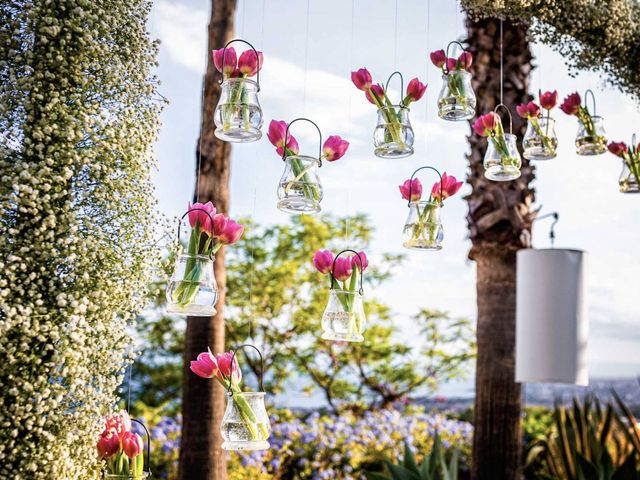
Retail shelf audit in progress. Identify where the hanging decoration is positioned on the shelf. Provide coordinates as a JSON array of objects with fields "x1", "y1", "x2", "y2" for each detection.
[
  {"x1": 608, "y1": 136, "x2": 640, "y2": 194},
  {"x1": 430, "y1": 42, "x2": 476, "y2": 121},
  {"x1": 351, "y1": 68, "x2": 426, "y2": 158},
  {"x1": 560, "y1": 90, "x2": 607, "y2": 155},
  {"x1": 517, "y1": 90, "x2": 559, "y2": 160},
  {"x1": 473, "y1": 105, "x2": 522, "y2": 181},
  {"x1": 166, "y1": 203, "x2": 244, "y2": 316},
  {"x1": 399, "y1": 167, "x2": 462, "y2": 250},
  {"x1": 313, "y1": 249, "x2": 368, "y2": 342},
  {"x1": 268, "y1": 118, "x2": 349, "y2": 215},
  {"x1": 97, "y1": 412, "x2": 152, "y2": 479},
  {"x1": 516, "y1": 213, "x2": 589, "y2": 385},
  {"x1": 213, "y1": 39, "x2": 264, "y2": 142},
  {"x1": 190, "y1": 345, "x2": 272, "y2": 451}
]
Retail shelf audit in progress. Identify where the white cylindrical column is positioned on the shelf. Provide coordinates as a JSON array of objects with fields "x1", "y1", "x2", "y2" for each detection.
[{"x1": 516, "y1": 249, "x2": 588, "y2": 385}]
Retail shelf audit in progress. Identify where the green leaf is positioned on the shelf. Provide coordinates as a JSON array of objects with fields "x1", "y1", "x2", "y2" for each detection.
[
  {"x1": 384, "y1": 460, "x2": 422, "y2": 480},
  {"x1": 403, "y1": 441, "x2": 420, "y2": 474},
  {"x1": 611, "y1": 455, "x2": 640, "y2": 480},
  {"x1": 365, "y1": 472, "x2": 392, "y2": 480},
  {"x1": 576, "y1": 453, "x2": 599, "y2": 480}
]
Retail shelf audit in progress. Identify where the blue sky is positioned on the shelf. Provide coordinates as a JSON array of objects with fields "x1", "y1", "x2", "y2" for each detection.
[{"x1": 149, "y1": 0, "x2": 640, "y2": 399}]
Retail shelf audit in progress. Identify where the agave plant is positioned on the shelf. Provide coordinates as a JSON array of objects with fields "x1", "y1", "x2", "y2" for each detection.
[
  {"x1": 365, "y1": 432, "x2": 459, "y2": 480},
  {"x1": 526, "y1": 395, "x2": 640, "y2": 479}
]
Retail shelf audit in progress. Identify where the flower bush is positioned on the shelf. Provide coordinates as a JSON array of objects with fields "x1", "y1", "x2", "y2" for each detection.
[{"x1": 0, "y1": 1, "x2": 161, "y2": 478}]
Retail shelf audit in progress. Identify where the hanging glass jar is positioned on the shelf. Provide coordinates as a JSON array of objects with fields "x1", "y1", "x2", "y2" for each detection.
[
  {"x1": 436, "y1": 41, "x2": 476, "y2": 121},
  {"x1": 213, "y1": 39, "x2": 263, "y2": 143},
  {"x1": 373, "y1": 72, "x2": 414, "y2": 158},
  {"x1": 574, "y1": 90, "x2": 607, "y2": 156},
  {"x1": 166, "y1": 208, "x2": 218, "y2": 316},
  {"x1": 523, "y1": 117, "x2": 558, "y2": 161},
  {"x1": 483, "y1": 105, "x2": 522, "y2": 181},
  {"x1": 613, "y1": 134, "x2": 640, "y2": 194},
  {"x1": 221, "y1": 345, "x2": 271, "y2": 451},
  {"x1": 102, "y1": 418, "x2": 152, "y2": 479},
  {"x1": 321, "y1": 250, "x2": 367, "y2": 342},
  {"x1": 277, "y1": 118, "x2": 324, "y2": 214},
  {"x1": 402, "y1": 167, "x2": 445, "y2": 250}
]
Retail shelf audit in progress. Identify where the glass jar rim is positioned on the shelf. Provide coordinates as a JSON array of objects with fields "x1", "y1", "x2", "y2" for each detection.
[
  {"x1": 532, "y1": 116, "x2": 555, "y2": 123},
  {"x1": 285, "y1": 154, "x2": 320, "y2": 165},
  {"x1": 443, "y1": 69, "x2": 471, "y2": 79},
  {"x1": 228, "y1": 391, "x2": 266, "y2": 398},
  {"x1": 179, "y1": 252, "x2": 214, "y2": 261},
  {"x1": 588, "y1": 115, "x2": 603, "y2": 121},
  {"x1": 377, "y1": 104, "x2": 409, "y2": 113},
  {"x1": 330, "y1": 288, "x2": 363, "y2": 296},
  {"x1": 500, "y1": 133, "x2": 518, "y2": 141},
  {"x1": 222, "y1": 77, "x2": 258, "y2": 88},
  {"x1": 409, "y1": 199, "x2": 441, "y2": 207}
]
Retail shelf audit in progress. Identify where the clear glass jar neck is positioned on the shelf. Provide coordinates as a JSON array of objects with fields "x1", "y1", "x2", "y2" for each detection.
[
  {"x1": 409, "y1": 200, "x2": 441, "y2": 208},
  {"x1": 222, "y1": 77, "x2": 258, "y2": 89},
  {"x1": 330, "y1": 288, "x2": 363, "y2": 297},
  {"x1": 377, "y1": 104, "x2": 408, "y2": 114},
  {"x1": 284, "y1": 154, "x2": 320, "y2": 166},
  {"x1": 443, "y1": 70, "x2": 471, "y2": 80},
  {"x1": 179, "y1": 253, "x2": 213, "y2": 261}
]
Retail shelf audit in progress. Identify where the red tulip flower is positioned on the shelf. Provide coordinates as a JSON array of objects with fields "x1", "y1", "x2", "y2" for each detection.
[
  {"x1": 121, "y1": 431, "x2": 144, "y2": 459},
  {"x1": 608, "y1": 141, "x2": 629, "y2": 158},
  {"x1": 560, "y1": 92, "x2": 581, "y2": 116},
  {"x1": 458, "y1": 51, "x2": 473, "y2": 70},
  {"x1": 212, "y1": 47, "x2": 237, "y2": 77},
  {"x1": 97, "y1": 429, "x2": 120, "y2": 459},
  {"x1": 267, "y1": 119, "x2": 300, "y2": 156},
  {"x1": 399, "y1": 178, "x2": 422, "y2": 202},
  {"x1": 105, "y1": 410, "x2": 132, "y2": 440},
  {"x1": 350, "y1": 251, "x2": 368, "y2": 272},
  {"x1": 323, "y1": 135, "x2": 350, "y2": 161},
  {"x1": 365, "y1": 84, "x2": 384, "y2": 105},
  {"x1": 218, "y1": 218, "x2": 244, "y2": 245},
  {"x1": 516, "y1": 101, "x2": 541, "y2": 119},
  {"x1": 351, "y1": 68, "x2": 373, "y2": 91},
  {"x1": 540, "y1": 90, "x2": 558, "y2": 110},
  {"x1": 188, "y1": 201, "x2": 215, "y2": 236},
  {"x1": 237, "y1": 50, "x2": 263, "y2": 77},
  {"x1": 429, "y1": 49, "x2": 447, "y2": 68},
  {"x1": 431, "y1": 172, "x2": 463, "y2": 202},
  {"x1": 215, "y1": 351, "x2": 242, "y2": 385},
  {"x1": 472, "y1": 112, "x2": 499, "y2": 137},
  {"x1": 332, "y1": 257, "x2": 353, "y2": 282},
  {"x1": 190, "y1": 351, "x2": 219, "y2": 378},
  {"x1": 313, "y1": 249, "x2": 334, "y2": 275},
  {"x1": 445, "y1": 57, "x2": 458, "y2": 72},
  {"x1": 404, "y1": 78, "x2": 427, "y2": 104}
]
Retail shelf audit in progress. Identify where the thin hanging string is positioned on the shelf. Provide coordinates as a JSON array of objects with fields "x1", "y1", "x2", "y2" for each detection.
[
  {"x1": 499, "y1": 19, "x2": 504, "y2": 105},
  {"x1": 393, "y1": 0, "x2": 399, "y2": 70},
  {"x1": 344, "y1": 194, "x2": 350, "y2": 245},
  {"x1": 247, "y1": 188, "x2": 257, "y2": 341},
  {"x1": 424, "y1": 0, "x2": 430, "y2": 155},
  {"x1": 241, "y1": 0, "x2": 247, "y2": 37},
  {"x1": 348, "y1": 0, "x2": 355, "y2": 138},
  {"x1": 303, "y1": 0, "x2": 311, "y2": 113},
  {"x1": 196, "y1": 88, "x2": 205, "y2": 203},
  {"x1": 537, "y1": 42, "x2": 542, "y2": 93},
  {"x1": 455, "y1": 0, "x2": 459, "y2": 39}
]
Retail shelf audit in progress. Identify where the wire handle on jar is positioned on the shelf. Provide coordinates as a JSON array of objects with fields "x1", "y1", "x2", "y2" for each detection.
[
  {"x1": 176, "y1": 208, "x2": 216, "y2": 259},
  {"x1": 227, "y1": 344, "x2": 265, "y2": 395},
  {"x1": 408, "y1": 166, "x2": 443, "y2": 207},
  {"x1": 584, "y1": 89, "x2": 596, "y2": 117},
  {"x1": 329, "y1": 249, "x2": 365, "y2": 295},
  {"x1": 443, "y1": 41, "x2": 470, "y2": 74},
  {"x1": 384, "y1": 71, "x2": 404, "y2": 106},
  {"x1": 218, "y1": 38, "x2": 261, "y2": 90},
  {"x1": 131, "y1": 418, "x2": 152, "y2": 476},
  {"x1": 493, "y1": 103, "x2": 514, "y2": 135},
  {"x1": 282, "y1": 118, "x2": 324, "y2": 166},
  {"x1": 532, "y1": 211, "x2": 559, "y2": 248}
]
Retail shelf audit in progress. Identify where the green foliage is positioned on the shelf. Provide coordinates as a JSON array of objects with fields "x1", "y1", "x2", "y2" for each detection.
[
  {"x1": 526, "y1": 396, "x2": 640, "y2": 479},
  {"x1": 365, "y1": 432, "x2": 460, "y2": 480}
]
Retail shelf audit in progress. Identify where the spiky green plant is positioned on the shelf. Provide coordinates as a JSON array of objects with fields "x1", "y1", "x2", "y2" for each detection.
[{"x1": 365, "y1": 432, "x2": 459, "y2": 480}]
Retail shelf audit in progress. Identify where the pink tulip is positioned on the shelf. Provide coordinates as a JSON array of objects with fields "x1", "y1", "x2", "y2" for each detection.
[
  {"x1": 540, "y1": 90, "x2": 558, "y2": 110},
  {"x1": 212, "y1": 47, "x2": 237, "y2": 76},
  {"x1": 431, "y1": 172, "x2": 463, "y2": 201},
  {"x1": 472, "y1": 112, "x2": 498, "y2": 137},
  {"x1": 516, "y1": 101, "x2": 540, "y2": 119},
  {"x1": 399, "y1": 178, "x2": 422, "y2": 202},
  {"x1": 560, "y1": 92, "x2": 581, "y2": 116},
  {"x1": 365, "y1": 84, "x2": 384, "y2": 105},
  {"x1": 446, "y1": 58, "x2": 458, "y2": 72},
  {"x1": 237, "y1": 50, "x2": 263, "y2": 77},
  {"x1": 212, "y1": 213, "x2": 228, "y2": 238},
  {"x1": 97, "y1": 429, "x2": 120, "y2": 459},
  {"x1": 323, "y1": 135, "x2": 349, "y2": 162},
  {"x1": 351, "y1": 68, "x2": 372, "y2": 91},
  {"x1": 105, "y1": 410, "x2": 132, "y2": 439},
  {"x1": 405, "y1": 78, "x2": 427, "y2": 103},
  {"x1": 215, "y1": 351, "x2": 242, "y2": 384},
  {"x1": 267, "y1": 120, "x2": 299, "y2": 156},
  {"x1": 332, "y1": 257, "x2": 353, "y2": 282},
  {"x1": 190, "y1": 351, "x2": 219, "y2": 378},
  {"x1": 276, "y1": 136, "x2": 299, "y2": 157},
  {"x1": 121, "y1": 431, "x2": 143, "y2": 459},
  {"x1": 188, "y1": 201, "x2": 215, "y2": 236},
  {"x1": 458, "y1": 52, "x2": 473, "y2": 70},
  {"x1": 430, "y1": 49, "x2": 447, "y2": 68},
  {"x1": 350, "y1": 251, "x2": 368, "y2": 272},
  {"x1": 218, "y1": 218, "x2": 244, "y2": 245},
  {"x1": 313, "y1": 249, "x2": 334, "y2": 274},
  {"x1": 608, "y1": 141, "x2": 628, "y2": 157}
]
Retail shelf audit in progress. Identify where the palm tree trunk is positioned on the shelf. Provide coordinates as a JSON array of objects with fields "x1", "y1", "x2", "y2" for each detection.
[
  {"x1": 179, "y1": 1, "x2": 236, "y2": 479},
  {"x1": 464, "y1": 17, "x2": 535, "y2": 480}
]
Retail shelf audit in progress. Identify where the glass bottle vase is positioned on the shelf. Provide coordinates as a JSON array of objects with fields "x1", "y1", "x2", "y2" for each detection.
[
  {"x1": 373, "y1": 105, "x2": 414, "y2": 158},
  {"x1": 402, "y1": 201, "x2": 444, "y2": 250},
  {"x1": 483, "y1": 133, "x2": 522, "y2": 181},
  {"x1": 221, "y1": 392, "x2": 271, "y2": 451},
  {"x1": 277, "y1": 155, "x2": 323, "y2": 214},
  {"x1": 619, "y1": 160, "x2": 640, "y2": 193},
  {"x1": 437, "y1": 71, "x2": 476, "y2": 121},
  {"x1": 575, "y1": 115, "x2": 607, "y2": 155},
  {"x1": 321, "y1": 289, "x2": 367, "y2": 342},
  {"x1": 166, "y1": 254, "x2": 218, "y2": 316},
  {"x1": 214, "y1": 78, "x2": 263, "y2": 142},
  {"x1": 523, "y1": 117, "x2": 558, "y2": 161}
]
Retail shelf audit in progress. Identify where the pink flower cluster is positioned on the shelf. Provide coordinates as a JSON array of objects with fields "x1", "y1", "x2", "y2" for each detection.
[
  {"x1": 212, "y1": 47, "x2": 263, "y2": 78},
  {"x1": 560, "y1": 92, "x2": 582, "y2": 116},
  {"x1": 399, "y1": 172, "x2": 463, "y2": 204},
  {"x1": 96, "y1": 410, "x2": 143, "y2": 460},
  {"x1": 516, "y1": 90, "x2": 558, "y2": 119},
  {"x1": 608, "y1": 141, "x2": 629, "y2": 157},
  {"x1": 351, "y1": 68, "x2": 427, "y2": 108},
  {"x1": 190, "y1": 348, "x2": 242, "y2": 386},
  {"x1": 188, "y1": 201, "x2": 244, "y2": 246},
  {"x1": 430, "y1": 49, "x2": 473, "y2": 72},
  {"x1": 313, "y1": 250, "x2": 368, "y2": 282},
  {"x1": 267, "y1": 120, "x2": 349, "y2": 162},
  {"x1": 472, "y1": 112, "x2": 500, "y2": 137}
]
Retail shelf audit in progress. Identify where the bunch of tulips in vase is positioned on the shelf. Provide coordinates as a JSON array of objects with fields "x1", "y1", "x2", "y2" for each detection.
[
  {"x1": 351, "y1": 68, "x2": 426, "y2": 158},
  {"x1": 560, "y1": 91, "x2": 607, "y2": 155},
  {"x1": 97, "y1": 411, "x2": 146, "y2": 478},
  {"x1": 400, "y1": 173, "x2": 462, "y2": 250},
  {"x1": 166, "y1": 202, "x2": 244, "y2": 314},
  {"x1": 191, "y1": 349, "x2": 271, "y2": 448},
  {"x1": 212, "y1": 46, "x2": 264, "y2": 140},
  {"x1": 517, "y1": 90, "x2": 559, "y2": 160},
  {"x1": 430, "y1": 48, "x2": 476, "y2": 120},
  {"x1": 313, "y1": 249, "x2": 369, "y2": 342},
  {"x1": 608, "y1": 140, "x2": 640, "y2": 193},
  {"x1": 473, "y1": 111, "x2": 521, "y2": 180}
]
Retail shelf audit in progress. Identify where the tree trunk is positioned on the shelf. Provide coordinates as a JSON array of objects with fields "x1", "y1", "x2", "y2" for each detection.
[
  {"x1": 179, "y1": 1, "x2": 236, "y2": 479},
  {"x1": 464, "y1": 17, "x2": 535, "y2": 480}
]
